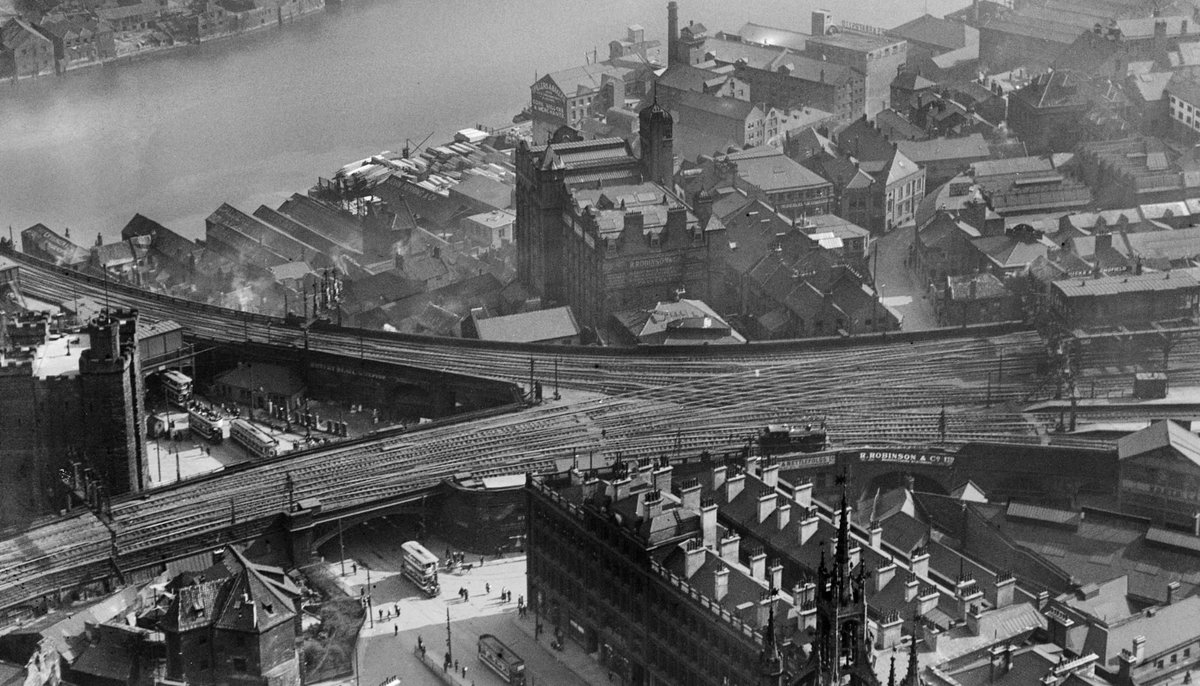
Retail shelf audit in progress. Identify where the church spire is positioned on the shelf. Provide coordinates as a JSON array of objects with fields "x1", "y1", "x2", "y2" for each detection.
[
  {"x1": 888, "y1": 651, "x2": 898, "y2": 686},
  {"x1": 904, "y1": 612, "x2": 922, "y2": 686},
  {"x1": 759, "y1": 595, "x2": 784, "y2": 684}
]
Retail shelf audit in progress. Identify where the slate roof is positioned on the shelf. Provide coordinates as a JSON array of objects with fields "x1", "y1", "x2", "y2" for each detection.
[
  {"x1": 657, "y1": 63, "x2": 730, "y2": 93},
  {"x1": 674, "y1": 90, "x2": 761, "y2": 122},
  {"x1": 897, "y1": 134, "x2": 990, "y2": 164},
  {"x1": 542, "y1": 63, "x2": 632, "y2": 96},
  {"x1": 474, "y1": 306, "x2": 580, "y2": 343},
  {"x1": 1052, "y1": 271, "x2": 1200, "y2": 298},
  {"x1": 729, "y1": 147, "x2": 831, "y2": 192},
  {"x1": 889, "y1": 14, "x2": 971, "y2": 52},
  {"x1": 94, "y1": 241, "x2": 136, "y2": 267},
  {"x1": 735, "y1": 22, "x2": 808, "y2": 51},
  {"x1": 703, "y1": 35, "x2": 793, "y2": 70},
  {"x1": 1117, "y1": 419, "x2": 1200, "y2": 465}
]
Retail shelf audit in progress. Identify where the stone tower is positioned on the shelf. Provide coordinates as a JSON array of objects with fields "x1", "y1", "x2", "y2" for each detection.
[
  {"x1": 78, "y1": 309, "x2": 147, "y2": 496},
  {"x1": 639, "y1": 99, "x2": 674, "y2": 188}
]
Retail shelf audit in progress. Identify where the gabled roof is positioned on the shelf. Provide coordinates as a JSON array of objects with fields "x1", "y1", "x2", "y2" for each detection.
[{"x1": 1117, "y1": 420, "x2": 1200, "y2": 466}]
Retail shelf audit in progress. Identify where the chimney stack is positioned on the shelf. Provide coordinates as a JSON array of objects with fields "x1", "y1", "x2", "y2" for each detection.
[
  {"x1": 776, "y1": 502, "x2": 792, "y2": 531},
  {"x1": 678, "y1": 479, "x2": 701, "y2": 512},
  {"x1": 684, "y1": 538, "x2": 706, "y2": 578},
  {"x1": 812, "y1": 9, "x2": 833, "y2": 37},
  {"x1": 911, "y1": 549, "x2": 930, "y2": 578},
  {"x1": 757, "y1": 490, "x2": 777, "y2": 524},
  {"x1": 993, "y1": 572, "x2": 1016, "y2": 608},
  {"x1": 719, "y1": 533, "x2": 741, "y2": 564},
  {"x1": 793, "y1": 480, "x2": 813, "y2": 508},
  {"x1": 769, "y1": 562, "x2": 783, "y2": 591},
  {"x1": 726, "y1": 472, "x2": 745, "y2": 502},
  {"x1": 714, "y1": 565, "x2": 729, "y2": 601},
  {"x1": 749, "y1": 549, "x2": 767, "y2": 580},
  {"x1": 798, "y1": 510, "x2": 820, "y2": 545},
  {"x1": 701, "y1": 498, "x2": 718, "y2": 548},
  {"x1": 761, "y1": 463, "x2": 779, "y2": 487},
  {"x1": 713, "y1": 464, "x2": 727, "y2": 492},
  {"x1": 1168, "y1": 580, "x2": 1181, "y2": 605}
]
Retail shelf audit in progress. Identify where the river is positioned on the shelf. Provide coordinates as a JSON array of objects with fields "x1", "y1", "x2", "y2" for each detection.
[{"x1": 0, "y1": 0, "x2": 969, "y2": 244}]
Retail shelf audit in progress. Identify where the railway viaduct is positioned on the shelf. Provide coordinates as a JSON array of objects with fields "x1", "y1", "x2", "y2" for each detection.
[{"x1": 0, "y1": 248, "x2": 1137, "y2": 622}]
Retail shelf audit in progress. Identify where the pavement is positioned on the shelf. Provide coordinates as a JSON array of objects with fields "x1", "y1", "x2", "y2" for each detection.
[{"x1": 316, "y1": 531, "x2": 606, "y2": 686}]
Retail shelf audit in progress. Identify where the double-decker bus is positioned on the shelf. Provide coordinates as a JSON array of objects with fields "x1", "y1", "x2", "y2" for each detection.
[
  {"x1": 477, "y1": 634, "x2": 525, "y2": 685},
  {"x1": 161, "y1": 370, "x2": 193, "y2": 408},
  {"x1": 230, "y1": 418, "x2": 280, "y2": 459},
  {"x1": 188, "y1": 406, "x2": 228, "y2": 442},
  {"x1": 400, "y1": 540, "x2": 440, "y2": 597}
]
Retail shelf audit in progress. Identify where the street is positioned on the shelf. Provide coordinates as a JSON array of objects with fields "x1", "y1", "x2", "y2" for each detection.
[
  {"x1": 873, "y1": 227, "x2": 939, "y2": 331},
  {"x1": 325, "y1": 523, "x2": 598, "y2": 686}
]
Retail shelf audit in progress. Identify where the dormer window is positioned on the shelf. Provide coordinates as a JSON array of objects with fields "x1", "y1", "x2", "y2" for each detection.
[{"x1": 649, "y1": 233, "x2": 661, "y2": 249}]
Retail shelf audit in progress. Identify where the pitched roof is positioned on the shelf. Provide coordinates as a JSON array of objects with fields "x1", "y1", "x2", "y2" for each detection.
[
  {"x1": 728, "y1": 147, "x2": 831, "y2": 192},
  {"x1": 1053, "y1": 271, "x2": 1200, "y2": 298},
  {"x1": 889, "y1": 13, "x2": 971, "y2": 51},
  {"x1": 543, "y1": 62, "x2": 632, "y2": 96},
  {"x1": 1117, "y1": 420, "x2": 1200, "y2": 466},
  {"x1": 735, "y1": 22, "x2": 808, "y2": 51},
  {"x1": 673, "y1": 90, "x2": 760, "y2": 122},
  {"x1": 897, "y1": 134, "x2": 990, "y2": 164},
  {"x1": 473, "y1": 306, "x2": 580, "y2": 343}
]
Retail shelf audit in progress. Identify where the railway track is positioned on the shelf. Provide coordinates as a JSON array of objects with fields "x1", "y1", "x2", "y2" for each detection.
[{"x1": 0, "y1": 250, "x2": 1158, "y2": 619}]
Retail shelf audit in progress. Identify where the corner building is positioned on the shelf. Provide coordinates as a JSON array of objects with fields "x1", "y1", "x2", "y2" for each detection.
[
  {"x1": 526, "y1": 457, "x2": 897, "y2": 686},
  {"x1": 515, "y1": 102, "x2": 726, "y2": 329}
]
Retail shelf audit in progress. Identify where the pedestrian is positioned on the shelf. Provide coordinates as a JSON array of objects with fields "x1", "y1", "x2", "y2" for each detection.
[
  {"x1": 394, "y1": 624, "x2": 398, "y2": 636},
  {"x1": 464, "y1": 588, "x2": 469, "y2": 601},
  {"x1": 480, "y1": 555, "x2": 485, "y2": 566},
  {"x1": 485, "y1": 582, "x2": 491, "y2": 594},
  {"x1": 394, "y1": 603, "x2": 399, "y2": 615},
  {"x1": 454, "y1": 659, "x2": 459, "y2": 673},
  {"x1": 352, "y1": 562, "x2": 357, "y2": 575},
  {"x1": 418, "y1": 636, "x2": 424, "y2": 650},
  {"x1": 379, "y1": 609, "x2": 383, "y2": 621},
  {"x1": 463, "y1": 666, "x2": 468, "y2": 679}
]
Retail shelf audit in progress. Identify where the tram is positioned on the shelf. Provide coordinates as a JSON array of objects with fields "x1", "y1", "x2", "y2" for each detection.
[
  {"x1": 477, "y1": 634, "x2": 525, "y2": 685},
  {"x1": 400, "y1": 540, "x2": 440, "y2": 596},
  {"x1": 230, "y1": 418, "x2": 280, "y2": 458},
  {"x1": 188, "y1": 405, "x2": 229, "y2": 442},
  {"x1": 160, "y1": 370, "x2": 193, "y2": 408}
]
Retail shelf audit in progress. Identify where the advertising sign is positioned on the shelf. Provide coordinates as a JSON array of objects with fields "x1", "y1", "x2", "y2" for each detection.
[
  {"x1": 857, "y1": 450, "x2": 955, "y2": 467},
  {"x1": 531, "y1": 78, "x2": 567, "y2": 125}
]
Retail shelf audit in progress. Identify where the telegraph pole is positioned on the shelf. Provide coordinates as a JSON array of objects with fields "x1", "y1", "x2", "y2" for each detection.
[
  {"x1": 445, "y1": 607, "x2": 453, "y2": 665},
  {"x1": 338, "y1": 518, "x2": 346, "y2": 576}
]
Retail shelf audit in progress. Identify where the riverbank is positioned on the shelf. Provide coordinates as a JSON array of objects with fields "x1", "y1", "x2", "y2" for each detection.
[{"x1": 2, "y1": 0, "x2": 326, "y2": 84}]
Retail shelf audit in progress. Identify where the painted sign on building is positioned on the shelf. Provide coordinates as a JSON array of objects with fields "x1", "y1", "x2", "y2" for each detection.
[
  {"x1": 774, "y1": 454, "x2": 838, "y2": 470},
  {"x1": 531, "y1": 77, "x2": 567, "y2": 125},
  {"x1": 857, "y1": 450, "x2": 955, "y2": 467}
]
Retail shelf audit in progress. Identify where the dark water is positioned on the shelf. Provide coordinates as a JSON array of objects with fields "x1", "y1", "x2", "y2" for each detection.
[{"x1": 0, "y1": 0, "x2": 966, "y2": 243}]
